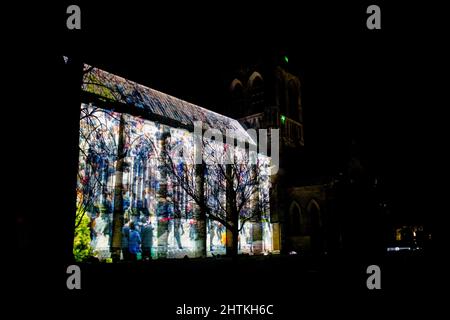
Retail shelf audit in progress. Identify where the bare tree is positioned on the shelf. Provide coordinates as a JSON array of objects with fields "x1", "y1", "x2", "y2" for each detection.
[
  {"x1": 164, "y1": 137, "x2": 270, "y2": 257},
  {"x1": 78, "y1": 65, "x2": 136, "y2": 261},
  {"x1": 76, "y1": 105, "x2": 119, "y2": 228},
  {"x1": 78, "y1": 64, "x2": 271, "y2": 260}
]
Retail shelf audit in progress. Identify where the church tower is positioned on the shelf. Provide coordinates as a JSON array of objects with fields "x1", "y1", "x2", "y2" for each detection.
[{"x1": 226, "y1": 53, "x2": 306, "y2": 253}]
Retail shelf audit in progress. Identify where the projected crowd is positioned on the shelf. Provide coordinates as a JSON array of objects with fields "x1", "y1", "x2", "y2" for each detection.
[{"x1": 75, "y1": 104, "x2": 273, "y2": 261}]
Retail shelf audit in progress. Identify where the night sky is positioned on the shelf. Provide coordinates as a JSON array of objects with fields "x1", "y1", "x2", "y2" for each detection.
[
  {"x1": 8, "y1": 1, "x2": 438, "y2": 232},
  {"x1": 53, "y1": 1, "x2": 443, "y2": 226},
  {"x1": 6, "y1": 1, "x2": 444, "y2": 310}
]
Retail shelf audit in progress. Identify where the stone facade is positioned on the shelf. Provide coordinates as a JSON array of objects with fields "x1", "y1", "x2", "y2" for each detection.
[{"x1": 225, "y1": 57, "x2": 337, "y2": 255}]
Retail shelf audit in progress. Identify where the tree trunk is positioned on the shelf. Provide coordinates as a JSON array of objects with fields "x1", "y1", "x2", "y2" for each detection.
[
  {"x1": 226, "y1": 227, "x2": 239, "y2": 257},
  {"x1": 194, "y1": 163, "x2": 206, "y2": 257},
  {"x1": 157, "y1": 129, "x2": 170, "y2": 258},
  {"x1": 250, "y1": 164, "x2": 263, "y2": 253},
  {"x1": 225, "y1": 164, "x2": 239, "y2": 257},
  {"x1": 111, "y1": 114, "x2": 125, "y2": 261}
]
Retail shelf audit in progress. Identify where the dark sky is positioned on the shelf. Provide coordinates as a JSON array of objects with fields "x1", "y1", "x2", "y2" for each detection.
[
  {"x1": 6, "y1": 3, "x2": 444, "y2": 300},
  {"x1": 51, "y1": 1, "x2": 442, "y2": 224}
]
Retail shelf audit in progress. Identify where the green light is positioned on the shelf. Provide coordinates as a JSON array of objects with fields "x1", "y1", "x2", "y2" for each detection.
[
  {"x1": 284, "y1": 56, "x2": 289, "y2": 63},
  {"x1": 280, "y1": 115, "x2": 286, "y2": 124}
]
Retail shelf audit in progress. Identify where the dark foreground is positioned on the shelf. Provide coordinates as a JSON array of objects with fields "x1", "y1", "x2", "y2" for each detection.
[{"x1": 14, "y1": 251, "x2": 439, "y2": 318}]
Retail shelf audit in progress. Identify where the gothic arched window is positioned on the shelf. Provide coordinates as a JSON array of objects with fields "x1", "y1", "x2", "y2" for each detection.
[
  {"x1": 230, "y1": 79, "x2": 245, "y2": 118},
  {"x1": 248, "y1": 72, "x2": 264, "y2": 115}
]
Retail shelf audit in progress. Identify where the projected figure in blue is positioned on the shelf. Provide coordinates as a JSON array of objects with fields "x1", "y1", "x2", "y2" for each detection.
[{"x1": 74, "y1": 65, "x2": 274, "y2": 262}]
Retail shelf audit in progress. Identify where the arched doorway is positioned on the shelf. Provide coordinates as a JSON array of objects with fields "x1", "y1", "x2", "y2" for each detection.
[
  {"x1": 307, "y1": 199, "x2": 322, "y2": 253},
  {"x1": 289, "y1": 201, "x2": 312, "y2": 251}
]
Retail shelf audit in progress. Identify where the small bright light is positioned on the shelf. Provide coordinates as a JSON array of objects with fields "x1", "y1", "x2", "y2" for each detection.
[
  {"x1": 280, "y1": 115, "x2": 286, "y2": 124},
  {"x1": 284, "y1": 56, "x2": 289, "y2": 63}
]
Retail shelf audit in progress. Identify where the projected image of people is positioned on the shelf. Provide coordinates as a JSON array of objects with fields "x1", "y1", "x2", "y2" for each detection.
[{"x1": 73, "y1": 65, "x2": 274, "y2": 262}]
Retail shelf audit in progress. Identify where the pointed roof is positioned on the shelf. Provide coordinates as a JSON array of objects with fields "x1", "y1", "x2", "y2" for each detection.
[{"x1": 81, "y1": 64, "x2": 254, "y2": 144}]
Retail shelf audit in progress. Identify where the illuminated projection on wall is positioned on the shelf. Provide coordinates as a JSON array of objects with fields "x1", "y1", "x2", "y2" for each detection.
[{"x1": 74, "y1": 64, "x2": 273, "y2": 261}]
